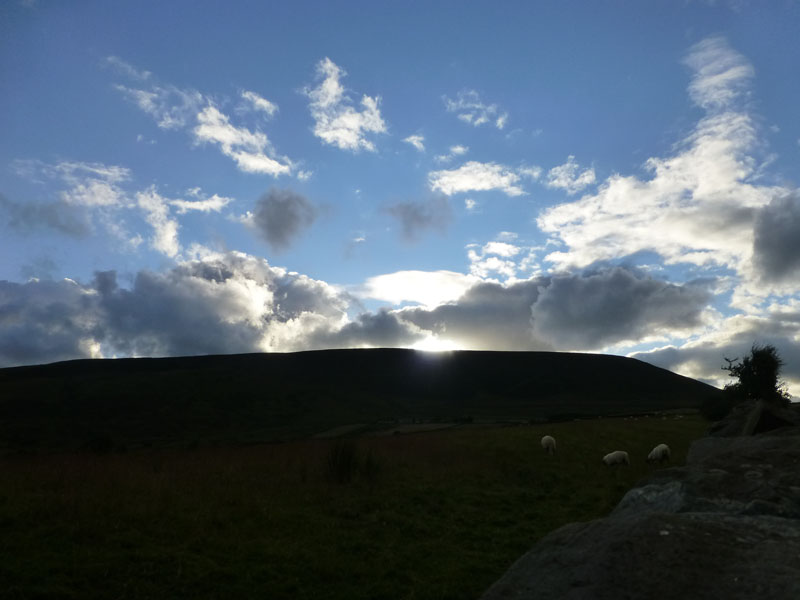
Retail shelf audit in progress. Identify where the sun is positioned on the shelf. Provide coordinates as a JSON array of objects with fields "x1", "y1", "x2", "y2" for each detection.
[{"x1": 410, "y1": 336, "x2": 461, "y2": 353}]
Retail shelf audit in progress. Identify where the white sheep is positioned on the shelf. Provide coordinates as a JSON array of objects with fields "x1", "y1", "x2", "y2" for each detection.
[
  {"x1": 541, "y1": 435, "x2": 556, "y2": 455},
  {"x1": 646, "y1": 443, "x2": 671, "y2": 464},
  {"x1": 602, "y1": 450, "x2": 630, "y2": 466}
]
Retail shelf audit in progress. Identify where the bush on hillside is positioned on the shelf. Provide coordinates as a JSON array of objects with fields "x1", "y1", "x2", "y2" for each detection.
[{"x1": 723, "y1": 344, "x2": 791, "y2": 408}]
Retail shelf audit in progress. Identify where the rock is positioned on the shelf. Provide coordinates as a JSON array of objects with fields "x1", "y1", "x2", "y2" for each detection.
[
  {"x1": 708, "y1": 400, "x2": 800, "y2": 437},
  {"x1": 481, "y1": 511, "x2": 800, "y2": 600},
  {"x1": 480, "y1": 417, "x2": 800, "y2": 599}
]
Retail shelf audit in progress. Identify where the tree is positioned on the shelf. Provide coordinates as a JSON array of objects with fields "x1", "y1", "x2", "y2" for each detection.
[{"x1": 722, "y1": 344, "x2": 790, "y2": 407}]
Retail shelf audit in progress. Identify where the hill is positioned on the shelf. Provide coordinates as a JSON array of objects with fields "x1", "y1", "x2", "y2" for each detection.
[{"x1": 0, "y1": 349, "x2": 720, "y2": 453}]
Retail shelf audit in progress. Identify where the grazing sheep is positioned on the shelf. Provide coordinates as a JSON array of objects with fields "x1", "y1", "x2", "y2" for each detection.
[
  {"x1": 541, "y1": 435, "x2": 556, "y2": 455},
  {"x1": 602, "y1": 450, "x2": 630, "y2": 466},
  {"x1": 646, "y1": 443, "x2": 671, "y2": 464}
]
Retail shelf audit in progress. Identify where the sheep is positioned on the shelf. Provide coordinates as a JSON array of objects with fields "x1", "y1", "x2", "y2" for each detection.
[
  {"x1": 646, "y1": 443, "x2": 671, "y2": 464},
  {"x1": 602, "y1": 450, "x2": 630, "y2": 466},
  {"x1": 541, "y1": 435, "x2": 556, "y2": 455}
]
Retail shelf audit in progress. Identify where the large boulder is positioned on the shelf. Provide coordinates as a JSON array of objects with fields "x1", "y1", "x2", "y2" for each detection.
[
  {"x1": 708, "y1": 400, "x2": 800, "y2": 437},
  {"x1": 481, "y1": 511, "x2": 800, "y2": 600},
  {"x1": 481, "y1": 417, "x2": 800, "y2": 600}
]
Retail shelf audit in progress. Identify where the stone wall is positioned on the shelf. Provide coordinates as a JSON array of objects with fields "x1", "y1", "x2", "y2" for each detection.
[{"x1": 481, "y1": 406, "x2": 800, "y2": 599}]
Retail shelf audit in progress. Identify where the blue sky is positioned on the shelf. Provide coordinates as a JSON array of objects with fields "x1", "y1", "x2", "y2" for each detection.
[{"x1": 2, "y1": 0, "x2": 800, "y2": 392}]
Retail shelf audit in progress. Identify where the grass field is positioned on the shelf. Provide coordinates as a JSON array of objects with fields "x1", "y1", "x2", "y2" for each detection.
[{"x1": 0, "y1": 414, "x2": 707, "y2": 599}]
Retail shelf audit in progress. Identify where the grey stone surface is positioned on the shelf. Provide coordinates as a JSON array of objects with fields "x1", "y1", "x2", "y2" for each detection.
[{"x1": 481, "y1": 408, "x2": 800, "y2": 600}]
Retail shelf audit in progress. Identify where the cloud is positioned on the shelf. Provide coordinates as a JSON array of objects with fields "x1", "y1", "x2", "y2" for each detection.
[
  {"x1": 403, "y1": 135, "x2": 425, "y2": 152},
  {"x1": 384, "y1": 196, "x2": 452, "y2": 241},
  {"x1": 0, "y1": 193, "x2": 91, "y2": 237},
  {"x1": 529, "y1": 267, "x2": 714, "y2": 350},
  {"x1": 0, "y1": 251, "x2": 424, "y2": 367},
  {"x1": 632, "y1": 311, "x2": 800, "y2": 391},
  {"x1": 114, "y1": 83, "x2": 205, "y2": 130},
  {"x1": 241, "y1": 90, "x2": 278, "y2": 117},
  {"x1": 14, "y1": 160, "x2": 131, "y2": 208},
  {"x1": 398, "y1": 279, "x2": 552, "y2": 351},
  {"x1": 170, "y1": 194, "x2": 233, "y2": 215},
  {"x1": 245, "y1": 188, "x2": 317, "y2": 252},
  {"x1": 391, "y1": 266, "x2": 714, "y2": 353},
  {"x1": 10, "y1": 159, "x2": 237, "y2": 258},
  {"x1": 752, "y1": 192, "x2": 800, "y2": 284},
  {"x1": 0, "y1": 278, "x2": 103, "y2": 366},
  {"x1": 537, "y1": 36, "x2": 783, "y2": 277},
  {"x1": 304, "y1": 57, "x2": 387, "y2": 152},
  {"x1": 95, "y1": 253, "x2": 352, "y2": 358},
  {"x1": 467, "y1": 241, "x2": 522, "y2": 279},
  {"x1": 135, "y1": 188, "x2": 181, "y2": 258},
  {"x1": 0, "y1": 256, "x2": 727, "y2": 374},
  {"x1": 308, "y1": 309, "x2": 424, "y2": 349},
  {"x1": 443, "y1": 90, "x2": 508, "y2": 129},
  {"x1": 483, "y1": 242, "x2": 521, "y2": 258},
  {"x1": 193, "y1": 105, "x2": 293, "y2": 176},
  {"x1": 683, "y1": 36, "x2": 754, "y2": 111},
  {"x1": 110, "y1": 59, "x2": 293, "y2": 175},
  {"x1": 435, "y1": 145, "x2": 469, "y2": 163},
  {"x1": 356, "y1": 270, "x2": 480, "y2": 308},
  {"x1": 545, "y1": 156, "x2": 596, "y2": 194},
  {"x1": 428, "y1": 161, "x2": 527, "y2": 196},
  {"x1": 105, "y1": 55, "x2": 151, "y2": 81}
]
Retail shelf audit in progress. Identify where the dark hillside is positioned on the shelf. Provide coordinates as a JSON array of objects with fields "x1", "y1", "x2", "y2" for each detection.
[{"x1": 0, "y1": 349, "x2": 720, "y2": 453}]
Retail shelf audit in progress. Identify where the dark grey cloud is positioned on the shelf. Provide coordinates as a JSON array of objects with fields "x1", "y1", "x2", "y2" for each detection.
[
  {"x1": 0, "y1": 258, "x2": 718, "y2": 369},
  {"x1": 0, "y1": 252, "x2": 352, "y2": 367},
  {"x1": 396, "y1": 268, "x2": 713, "y2": 352},
  {"x1": 251, "y1": 188, "x2": 317, "y2": 252},
  {"x1": 530, "y1": 267, "x2": 713, "y2": 349},
  {"x1": 384, "y1": 196, "x2": 452, "y2": 241},
  {"x1": 310, "y1": 309, "x2": 423, "y2": 349},
  {"x1": 0, "y1": 279, "x2": 99, "y2": 366},
  {"x1": 400, "y1": 279, "x2": 552, "y2": 350},
  {"x1": 0, "y1": 193, "x2": 91, "y2": 237},
  {"x1": 632, "y1": 322, "x2": 800, "y2": 389},
  {"x1": 93, "y1": 253, "x2": 347, "y2": 358},
  {"x1": 753, "y1": 191, "x2": 800, "y2": 283}
]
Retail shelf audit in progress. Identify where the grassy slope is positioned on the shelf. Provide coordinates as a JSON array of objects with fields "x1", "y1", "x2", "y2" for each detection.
[
  {"x1": 0, "y1": 349, "x2": 720, "y2": 453},
  {"x1": 0, "y1": 415, "x2": 707, "y2": 600}
]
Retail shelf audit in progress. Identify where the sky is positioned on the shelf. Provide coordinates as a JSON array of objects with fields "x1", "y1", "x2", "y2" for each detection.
[{"x1": 2, "y1": 0, "x2": 800, "y2": 393}]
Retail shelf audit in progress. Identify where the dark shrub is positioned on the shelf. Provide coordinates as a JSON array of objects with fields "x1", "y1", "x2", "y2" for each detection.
[
  {"x1": 326, "y1": 439, "x2": 359, "y2": 484},
  {"x1": 700, "y1": 394, "x2": 734, "y2": 421}
]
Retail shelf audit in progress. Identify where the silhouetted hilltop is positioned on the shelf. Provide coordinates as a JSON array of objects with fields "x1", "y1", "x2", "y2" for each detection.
[{"x1": 0, "y1": 349, "x2": 720, "y2": 453}]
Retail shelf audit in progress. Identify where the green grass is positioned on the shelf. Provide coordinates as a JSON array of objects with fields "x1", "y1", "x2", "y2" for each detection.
[{"x1": 0, "y1": 415, "x2": 706, "y2": 599}]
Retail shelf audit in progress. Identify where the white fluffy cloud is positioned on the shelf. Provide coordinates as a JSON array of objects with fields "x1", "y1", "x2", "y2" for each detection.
[
  {"x1": 537, "y1": 37, "x2": 785, "y2": 281},
  {"x1": 111, "y1": 59, "x2": 292, "y2": 176},
  {"x1": 467, "y1": 241, "x2": 522, "y2": 279},
  {"x1": 193, "y1": 105, "x2": 292, "y2": 176},
  {"x1": 545, "y1": 156, "x2": 596, "y2": 195},
  {"x1": 105, "y1": 56, "x2": 151, "y2": 81},
  {"x1": 241, "y1": 90, "x2": 278, "y2": 117},
  {"x1": 304, "y1": 57, "x2": 387, "y2": 152},
  {"x1": 429, "y1": 161, "x2": 528, "y2": 196},
  {"x1": 435, "y1": 145, "x2": 469, "y2": 163},
  {"x1": 170, "y1": 192, "x2": 233, "y2": 214},
  {"x1": 136, "y1": 187, "x2": 181, "y2": 258},
  {"x1": 683, "y1": 36, "x2": 755, "y2": 111},
  {"x1": 403, "y1": 135, "x2": 425, "y2": 152},
  {"x1": 356, "y1": 270, "x2": 480, "y2": 308},
  {"x1": 114, "y1": 83, "x2": 205, "y2": 130},
  {"x1": 443, "y1": 90, "x2": 508, "y2": 129}
]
